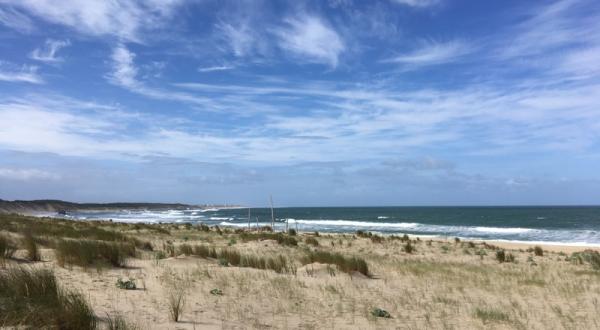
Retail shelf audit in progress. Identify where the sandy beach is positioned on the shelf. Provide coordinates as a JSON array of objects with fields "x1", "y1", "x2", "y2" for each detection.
[{"x1": 2, "y1": 213, "x2": 600, "y2": 329}]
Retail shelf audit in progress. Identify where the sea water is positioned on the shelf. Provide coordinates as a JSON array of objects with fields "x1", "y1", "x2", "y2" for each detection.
[{"x1": 60, "y1": 206, "x2": 600, "y2": 246}]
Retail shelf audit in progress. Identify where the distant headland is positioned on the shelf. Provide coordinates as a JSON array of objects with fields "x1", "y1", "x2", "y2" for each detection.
[{"x1": 0, "y1": 199, "x2": 235, "y2": 214}]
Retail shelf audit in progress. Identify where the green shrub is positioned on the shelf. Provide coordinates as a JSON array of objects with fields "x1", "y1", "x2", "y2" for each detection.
[
  {"x1": 21, "y1": 231, "x2": 40, "y2": 261},
  {"x1": 55, "y1": 239, "x2": 133, "y2": 268},
  {"x1": 533, "y1": 246, "x2": 544, "y2": 257},
  {"x1": 210, "y1": 288, "x2": 223, "y2": 296},
  {"x1": 496, "y1": 250, "x2": 506, "y2": 262},
  {"x1": 370, "y1": 234, "x2": 384, "y2": 243},
  {"x1": 288, "y1": 228, "x2": 297, "y2": 236},
  {"x1": 116, "y1": 278, "x2": 136, "y2": 290},
  {"x1": 106, "y1": 313, "x2": 140, "y2": 330},
  {"x1": 305, "y1": 237, "x2": 319, "y2": 246},
  {"x1": 163, "y1": 242, "x2": 175, "y2": 257},
  {"x1": 496, "y1": 250, "x2": 516, "y2": 263},
  {"x1": 403, "y1": 241, "x2": 415, "y2": 254},
  {"x1": 178, "y1": 244, "x2": 193, "y2": 256},
  {"x1": 192, "y1": 245, "x2": 210, "y2": 258},
  {"x1": 371, "y1": 307, "x2": 391, "y2": 318},
  {"x1": 0, "y1": 234, "x2": 17, "y2": 261},
  {"x1": 570, "y1": 250, "x2": 600, "y2": 270},
  {"x1": 0, "y1": 267, "x2": 96, "y2": 329},
  {"x1": 301, "y1": 251, "x2": 369, "y2": 276},
  {"x1": 474, "y1": 307, "x2": 509, "y2": 323},
  {"x1": 155, "y1": 250, "x2": 166, "y2": 260},
  {"x1": 239, "y1": 232, "x2": 297, "y2": 246}
]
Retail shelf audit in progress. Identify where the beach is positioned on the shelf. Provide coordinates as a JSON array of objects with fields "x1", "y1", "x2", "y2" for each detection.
[{"x1": 2, "y1": 213, "x2": 600, "y2": 329}]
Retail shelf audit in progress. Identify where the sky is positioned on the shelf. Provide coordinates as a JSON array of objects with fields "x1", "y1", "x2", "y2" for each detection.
[{"x1": 0, "y1": 0, "x2": 599, "y2": 206}]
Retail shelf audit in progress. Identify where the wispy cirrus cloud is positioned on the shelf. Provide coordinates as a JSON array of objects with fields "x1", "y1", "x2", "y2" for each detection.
[
  {"x1": 0, "y1": 7, "x2": 35, "y2": 33},
  {"x1": 390, "y1": 0, "x2": 440, "y2": 8},
  {"x1": 0, "y1": 62, "x2": 43, "y2": 84},
  {"x1": 275, "y1": 14, "x2": 345, "y2": 67},
  {"x1": 0, "y1": 0, "x2": 184, "y2": 42},
  {"x1": 30, "y1": 39, "x2": 70, "y2": 63},
  {"x1": 383, "y1": 40, "x2": 471, "y2": 67},
  {"x1": 0, "y1": 168, "x2": 60, "y2": 181},
  {"x1": 107, "y1": 44, "x2": 216, "y2": 108},
  {"x1": 198, "y1": 65, "x2": 235, "y2": 73}
]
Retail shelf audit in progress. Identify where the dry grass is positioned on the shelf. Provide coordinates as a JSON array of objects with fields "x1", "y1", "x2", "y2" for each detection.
[
  {"x1": 55, "y1": 239, "x2": 135, "y2": 268},
  {"x1": 2, "y1": 213, "x2": 600, "y2": 329},
  {"x1": 0, "y1": 267, "x2": 96, "y2": 329}
]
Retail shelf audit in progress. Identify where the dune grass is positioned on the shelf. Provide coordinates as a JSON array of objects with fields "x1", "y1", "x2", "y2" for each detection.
[
  {"x1": 21, "y1": 231, "x2": 40, "y2": 261},
  {"x1": 301, "y1": 250, "x2": 369, "y2": 276},
  {"x1": 0, "y1": 267, "x2": 96, "y2": 329},
  {"x1": 305, "y1": 236, "x2": 319, "y2": 246},
  {"x1": 239, "y1": 232, "x2": 298, "y2": 246},
  {"x1": 55, "y1": 239, "x2": 135, "y2": 268},
  {"x1": 0, "y1": 233, "x2": 17, "y2": 263}
]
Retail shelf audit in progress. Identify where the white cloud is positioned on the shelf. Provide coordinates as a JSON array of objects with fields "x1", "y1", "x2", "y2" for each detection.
[
  {"x1": 275, "y1": 14, "x2": 345, "y2": 67},
  {"x1": 390, "y1": 0, "x2": 440, "y2": 8},
  {"x1": 108, "y1": 45, "x2": 139, "y2": 88},
  {"x1": 216, "y1": 21, "x2": 261, "y2": 57},
  {"x1": 107, "y1": 44, "x2": 215, "y2": 108},
  {"x1": 198, "y1": 65, "x2": 235, "y2": 72},
  {"x1": 0, "y1": 7, "x2": 35, "y2": 32},
  {"x1": 0, "y1": 168, "x2": 60, "y2": 181},
  {"x1": 30, "y1": 39, "x2": 71, "y2": 63},
  {"x1": 559, "y1": 46, "x2": 600, "y2": 77},
  {"x1": 1, "y1": 0, "x2": 184, "y2": 42},
  {"x1": 384, "y1": 40, "x2": 471, "y2": 67},
  {"x1": 0, "y1": 63, "x2": 43, "y2": 84}
]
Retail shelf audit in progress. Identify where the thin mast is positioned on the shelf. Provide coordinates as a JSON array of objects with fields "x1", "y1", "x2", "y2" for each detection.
[{"x1": 270, "y1": 195, "x2": 275, "y2": 229}]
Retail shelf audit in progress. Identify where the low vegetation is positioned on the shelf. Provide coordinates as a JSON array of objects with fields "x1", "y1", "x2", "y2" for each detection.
[
  {"x1": 0, "y1": 267, "x2": 96, "y2": 329},
  {"x1": 301, "y1": 250, "x2": 369, "y2": 276},
  {"x1": 0, "y1": 233, "x2": 16, "y2": 263},
  {"x1": 2, "y1": 212, "x2": 600, "y2": 328},
  {"x1": 570, "y1": 249, "x2": 600, "y2": 270},
  {"x1": 495, "y1": 249, "x2": 516, "y2": 263},
  {"x1": 305, "y1": 236, "x2": 319, "y2": 246},
  {"x1": 21, "y1": 231, "x2": 40, "y2": 261},
  {"x1": 239, "y1": 231, "x2": 298, "y2": 246},
  {"x1": 55, "y1": 239, "x2": 135, "y2": 268}
]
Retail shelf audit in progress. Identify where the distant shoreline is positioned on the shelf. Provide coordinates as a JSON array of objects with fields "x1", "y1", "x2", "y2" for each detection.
[{"x1": 0, "y1": 199, "x2": 239, "y2": 214}]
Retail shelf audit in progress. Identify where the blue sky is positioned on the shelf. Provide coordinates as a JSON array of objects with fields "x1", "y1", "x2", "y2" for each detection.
[{"x1": 0, "y1": 0, "x2": 599, "y2": 206}]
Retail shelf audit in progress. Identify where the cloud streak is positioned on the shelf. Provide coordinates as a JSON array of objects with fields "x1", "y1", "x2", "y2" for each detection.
[
  {"x1": 0, "y1": 0, "x2": 184, "y2": 42},
  {"x1": 275, "y1": 14, "x2": 345, "y2": 67},
  {"x1": 0, "y1": 63, "x2": 43, "y2": 84},
  {"x1": 30, "y1": 39, "x2": 70, "y2": 63},
  {"x1": 384, "y1": 40, "x2": 471, "y2": 67}
]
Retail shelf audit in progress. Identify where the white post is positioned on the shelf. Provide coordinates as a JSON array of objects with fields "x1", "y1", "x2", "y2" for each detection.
[{"x1": 270, "y1": 195, "x2": 275, "y2": 230}]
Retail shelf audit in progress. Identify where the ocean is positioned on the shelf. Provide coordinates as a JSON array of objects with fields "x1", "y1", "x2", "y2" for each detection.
[{"x1": 60, "y1": 206, "x2": 600, "y2": 246}]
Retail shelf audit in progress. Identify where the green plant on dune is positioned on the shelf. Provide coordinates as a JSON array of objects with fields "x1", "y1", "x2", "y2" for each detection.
[
  {"x1": 305, "y1": 237, "x2": 319, "y2": 246},
  {"x1": 105, "y1": 313, "x2": 140, "y2": 330},
  {"x1": 55, "y1": 239, "x2": 134, "y2": 268},
  {"x1": 404, "y1": 241, "x2": 415, "y2": 254},
  {"x1": 570, "y1": 250, "x2": 600, "y2": 270},
  {"x1": 116, "y1": 278, "x2": 136, "y2": 290},
  {"x1": 0, "y1": 267, "x2": 96, "y2": 329},
  {"x1": 301, "y1": 250, "x2": 369, "y2": 277},
  {"x1": 0, "y1": 234, "x2": 17, "y2": 264},
  {"x1": 371, "y1": 307, "x2": 391, "y2": 318},
  {"x1": 21, "y1": 231, "x2": 40, "y2": 261}
]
